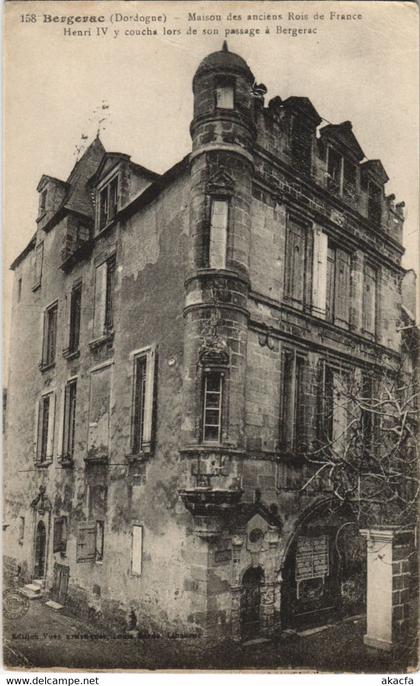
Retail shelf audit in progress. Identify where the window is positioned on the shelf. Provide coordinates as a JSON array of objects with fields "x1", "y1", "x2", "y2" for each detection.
[
  {"x1": 216, "y1": 84, "x2": 234, "y2": 109},
  {"x1": 68, "y1": 284, "x2": 81, "y2": 353},
  {"x1": 362, "y1": 264, "x2": 377, "y2": 336},
  {"x1": 313, "y1": 235, "x2": 350, "y2": 327},
  {"x1": 17, "y1": 278, "x2": 22, "y2": 303},
  {"x1": 281, "y1": 350, "x2": 305, "y2": 452},
  {"x1": 62, "y1": 380, "x2": 77, "y2": 461},
  {"x1": 32, "y1": 242, "x2": 44, "y2": 290},
  {"x1": 327, "y1": 147, "x2": 342, "y2": 191},
  {"x1": 98, "y1": 175, "x2": 119, "y2": 230},
  {"x1": 131, "y1": 525, "x2": 143, "y2": 576},
  {"x1": 284, "y1": 219, "x2": 306, "y2": 307},
  {"x1": 42, "y1": 301, "x2": 58, "y2": 367},
  {"x1": 367, "y1": 181, "x2": 382, "y2": 226},
  {"x1": 131, "y1": 347, "x2": 157, "y2": 454},
  {"x1": 321, "y1": 365, "x2": 348, "y2": 448},
  {"x1": 96, "y1": 521, "x2": 104, "y2": 561},
  {"x1": 362, "y1": 376, "x2": 377, "y2": 452},
  {"x1": 209, "y1": 199, "x2": 228, "y2": 269},
  {"x1": 40, "y1": 189, "x2": 47, "y2": 213},
  {"x1": 93, "y1": 255, "x2": 116, "y2": 338},
  {"x1": 53, "y1": 516, "x2": 67, "y2": 554},
  {"x1": 291, "y1": 116, "x2": 312, "y2": 176},
  {"x1": 76, "y1": 521, "x2": 104, "y2": 562},
  {"x1": 343, "y1": 158, "x2": 357, "y2": 195},
  {"x1": 36, "y1": 392, "x2": 55, "y2": 463},
  {"x1": 18, "y1": 517, "x2": 25, "y2": 545},
  {"x1": 202, "y1": 372, "x2": 223, "y2": 442}
]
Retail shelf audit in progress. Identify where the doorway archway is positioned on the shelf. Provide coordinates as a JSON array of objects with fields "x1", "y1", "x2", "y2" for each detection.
[{"x1": 240, "y1": 566, "x2": 264, "y2": 640}]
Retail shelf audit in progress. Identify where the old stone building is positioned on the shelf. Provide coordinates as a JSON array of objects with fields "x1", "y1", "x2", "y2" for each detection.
[{"x1": 4, "y1": 44, "x2": 411, "y2": 642}]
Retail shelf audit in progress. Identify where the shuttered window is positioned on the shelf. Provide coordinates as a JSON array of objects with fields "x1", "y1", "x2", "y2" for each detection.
[
  {"x1": 68, "y1": 284, "x2": 81, "y2": 353},
  {"x1": 131, "y1": 347, "x2": 157, "y2": 454},
  {"x1": 76, "y1": 522, "x2": 97, "y2": 562},
  {"x1": 98, "y1": 175, "x2": 119, "y2": 230},
  {"x1": 285, "y1": 219, "x2": 306, "y2": 307},
  {"x1": 33, "y1": 242, "x2": 44, "y2": 290},
  {"x1": 324, "y1": 243, "x2": 351, "y2": 326},
  {"x1": 209, "y1": 199, "x2": 228, "y2": 269},
  {"x1": 312, "y1": 228, "x2": 328, "y2": 318},
  {"x1": 42, "y1": 302, "x2": 58, "y2": 366},
  {"x1": 93, "y1": 255, "x2": 116, "y2": 338},
  {"x1": 320, "y1": 364, "x2": 349, "y2": 449},
  {"x1": 36, "y1": 392, "x2": 56, "y2": 463},
  {"x1": 53, "y1": 516, "x2": 67, "y2": 554},
  {"x1": 281, "y1": 350, "x2": 305, "y2": 452},
  {"x1": 326, "y1": 247, "x2": 336, "y2": 322},
  {"x1": 335, "y1": 249, "x2": 351, "y2": 327},
  {"x1": 63, "y1": 380, "x2": 77, "y2": 460},
  {"x1": 362, "y1": 264, "x2": 377, "y2": 336}
]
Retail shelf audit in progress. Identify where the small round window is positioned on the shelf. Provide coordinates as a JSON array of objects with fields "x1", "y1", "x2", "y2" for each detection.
[{"x1": 249, "y1": 528, "x2": 264, "y2": 543}]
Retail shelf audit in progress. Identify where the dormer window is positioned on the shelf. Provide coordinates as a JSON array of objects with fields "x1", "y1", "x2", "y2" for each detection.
[
  {"x1": 215, "y1": 79, "x2": 234, "y2": 109},
  {"x1": 326, "y1": 147, "x2": 342, "y2": 192},
  {"x1": 40, "y1": 189, "x2": 47, "y2": 214},
  {"x1": 98, "y1": 175, "x2": 119, "y2": 231}
]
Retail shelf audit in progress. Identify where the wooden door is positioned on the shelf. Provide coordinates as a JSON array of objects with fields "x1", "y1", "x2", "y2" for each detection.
[{"x1": 240, "y1": 566, "x2": 264, "y2": 640}]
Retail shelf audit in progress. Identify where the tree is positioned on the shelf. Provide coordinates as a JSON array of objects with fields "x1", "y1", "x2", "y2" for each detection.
[{"x1": 302, "y1": 347, "x2": 418, "y2": 529}]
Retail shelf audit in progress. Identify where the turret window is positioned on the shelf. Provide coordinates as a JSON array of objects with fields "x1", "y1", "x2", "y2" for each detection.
[
  {"x1": 202, "y1": 372, "x2": 223, "y2": 443},
  {"x1": 209, "y1": 198, "x2": 228, "y2": 269},
  {"x1": 216, "y1": 84, "x2": 234, "y2": 109}
]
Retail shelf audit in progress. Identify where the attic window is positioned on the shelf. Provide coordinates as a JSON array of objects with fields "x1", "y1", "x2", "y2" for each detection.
[{"x1": 98, "y1": 175, "x2": 119, "y2": 231}]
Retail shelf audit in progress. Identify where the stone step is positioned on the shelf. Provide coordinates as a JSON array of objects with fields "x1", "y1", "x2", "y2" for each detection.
[
  {"x1": 45, "y1": 600, "x2": 63, "y2": 611},
  {"x1": 32, "y1": 579, "x2": 44, "y2": 588},
  {"x1": 24, "y1": 583, "x2": 42, "y2": 594},
  {"x1": 19, "y1": 587, "x2": 43, "y2": 600}
]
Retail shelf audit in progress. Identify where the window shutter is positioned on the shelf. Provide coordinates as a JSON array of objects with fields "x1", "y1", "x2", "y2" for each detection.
[
  {"x1": 312, "y1": 228, "x2": 328, "y2": 318},
  {"x1": 46, "y1": 392, "x2": 56, "y2": 459},
  {"x1": 131, "y1": 525, "x2": 143, "y2": 575},
  {"x1": 363, "y1": 265, "x2": 377, "y2": 334},
  {"x1": 76, "y1": 522, "x2": 96, "y2": 562},
  {"x1": 285, "y1": 221, "x2": 305, "y2": 305},
  {"x1": 209, "y1": 199, "x2": 228, "y2": 269},
  {"x1": 42, "y1": 310, "x2": 49, "y2": 364},
  {"x1": 53, "y1": 518, "x2": 62, "y2": 553},
  {"x1": 34, "y1": 399, "x2": 41, "y2": 460},
  {"x1": 56, "y1": 387, "x2": 65, "y2": 458},
  {"x1": 142, "y1": 348, "x2": 157, "y2": 452},
  {"x1": 335, "y1": 249, "x2": 351, "y2": 326},
  {"x1": 93, "y1": 262, "x2": 107, "y2": 338}
]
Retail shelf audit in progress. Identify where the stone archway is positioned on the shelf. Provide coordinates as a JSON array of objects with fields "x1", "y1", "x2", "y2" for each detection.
[
  {"x1": 280, "y1": 499, "x2": 366, "y2": 630},
  {"x1": 240, "y1": 565, "x2": 265, "y2": 640}
]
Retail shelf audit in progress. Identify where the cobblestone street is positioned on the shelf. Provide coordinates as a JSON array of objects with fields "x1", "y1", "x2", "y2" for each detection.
[{"x1": 3, "y1": 598, "x2": 416, "y2": 672}]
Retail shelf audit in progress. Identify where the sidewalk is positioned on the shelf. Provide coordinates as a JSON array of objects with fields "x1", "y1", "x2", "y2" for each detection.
[{"x1": 3, "y1": 597, "x2": 417, "y2": 672}]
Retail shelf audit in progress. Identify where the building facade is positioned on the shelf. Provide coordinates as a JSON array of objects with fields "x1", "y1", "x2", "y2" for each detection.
[{"x1": 4, "y1": 45, "x2": 410, "y2": 641}]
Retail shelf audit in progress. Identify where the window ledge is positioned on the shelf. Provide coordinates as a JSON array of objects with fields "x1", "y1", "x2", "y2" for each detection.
[
  {"x1": 126, "y1": 451, "x2": 150, "y2": 464},
  {"x1": 84, "y1": 454, "x2": 109, "y2": 465},
  {"x1": 32, "y1": 282, "x2": 41, "y2": 292},
  {"x1": 88, "y1": 331, "x2": 114, "y2": 351},
  {"x1": 63, "y1": 348, "x2": 80, "y2": 360},
  {"x1": 34, "y1": 460, "x2": 53, "y2": 469},
  {"x1": 57, "y1": 455, "x2": 74, "y2": 468},
  {"x1": 39, "y1": 360, "x2": 56, "y2": 372}
]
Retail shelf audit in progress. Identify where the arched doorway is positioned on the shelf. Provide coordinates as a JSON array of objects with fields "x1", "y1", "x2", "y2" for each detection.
[
  {"x1": 240, "y1": 566, "x2": 264, "y2": 640},
  {"x1": 34, "y1": 521, "x2": 46, "y2": 579},
  {"x1": 281, "y1": 501, "x2": 366, "y2": 630}
]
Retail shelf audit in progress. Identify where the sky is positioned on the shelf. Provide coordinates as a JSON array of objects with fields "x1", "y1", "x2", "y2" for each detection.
[{"x1": 3, "y1": 0, "x2": 419, "y2": 374}]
